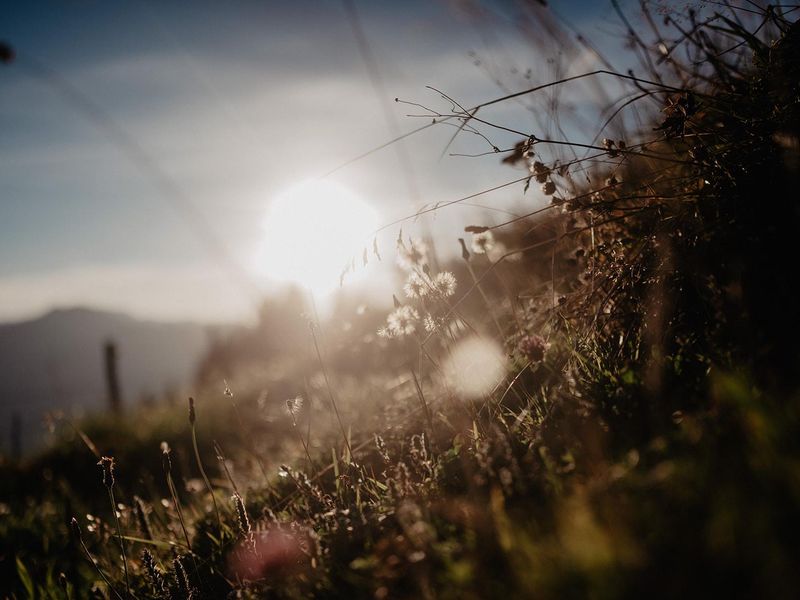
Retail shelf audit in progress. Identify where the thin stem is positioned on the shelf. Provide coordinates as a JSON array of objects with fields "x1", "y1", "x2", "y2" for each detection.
[
  {"x1": 76, "y1": 533, "x2": 124, "y2": 600},
  {"x1": 191, "y1": 421, "x2": 223, "y2": 530},
  {"x1": 310, "y1": 323, "x2": 354, "y2": 462},
  {"x1": 107, "y1": 488, "x2": 130, "y2": 597}
]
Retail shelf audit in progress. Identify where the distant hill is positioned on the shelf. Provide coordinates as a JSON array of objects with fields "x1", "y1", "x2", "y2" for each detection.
[{"x1": 0, "y1": 307, "x2": 218, "y2": 455}]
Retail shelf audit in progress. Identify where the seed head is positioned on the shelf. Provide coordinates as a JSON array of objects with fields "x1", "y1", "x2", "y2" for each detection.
[
  {"x1": 172, "y1": 555, "x2": 191, "y2": 599},
  {"x1": 458, "y1": 238, "x2": 471, "y2": 262},
  {"x1": 141, "y1": 549, "x2": 167, "y2": 596},
  {"x1": 232, "y1": 493, "x2": 252, "y2": 537},
  {"x1": 403, "y1": 272, "x2": 430, "y2": 299},
  {"x1": 433, "y1": 271, "x2": 457, "y2": 297},
  {"x1": 97, "y1": 456, "x2": 115, "y2": 489},
  {"x1": 188, "y1": 397, "x2": 196, "y2": 425},
  {"x1": 161, "y1": 442, "x2": 172, "y2": 473},
  {"x1": 375, "y1": 434, "x2": 390, "y2": 463},
  {"x1": 385, "y1": 305, "x2": 420, "y2": 337},
  {"x1": 70, "y1": 517, "x2": 82, "y2": 538},
  {"x1": 541, "y1": 180, "x2": 556, "y2": 196}
]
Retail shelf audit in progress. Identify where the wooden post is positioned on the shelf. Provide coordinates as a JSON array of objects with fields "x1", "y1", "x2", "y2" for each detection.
[
  {"x1": 104, "y1": 340, "x2": 123, "y2": 414},
  {"x1": 10, "y1": 412, "x2": 21, "y2": 461}
]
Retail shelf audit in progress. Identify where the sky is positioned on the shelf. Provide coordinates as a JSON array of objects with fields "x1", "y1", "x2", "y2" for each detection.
[{"x1": 0, "y1": 0, "x2": 628, "y2": 324}]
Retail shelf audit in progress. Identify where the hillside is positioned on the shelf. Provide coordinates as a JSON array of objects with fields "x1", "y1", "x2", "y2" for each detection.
[{"x1": 0, "y1": 308, "x2": 217, "y2": 454}]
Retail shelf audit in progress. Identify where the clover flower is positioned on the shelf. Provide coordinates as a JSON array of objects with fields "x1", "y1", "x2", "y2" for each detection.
[{"x1": 519, "y1": 334, "x2": 550, "y2": 362}]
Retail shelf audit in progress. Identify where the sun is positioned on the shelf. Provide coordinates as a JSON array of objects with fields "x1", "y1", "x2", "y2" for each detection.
[{"x1": 258, "y1": 180, "x2": 379, "y2": 295}]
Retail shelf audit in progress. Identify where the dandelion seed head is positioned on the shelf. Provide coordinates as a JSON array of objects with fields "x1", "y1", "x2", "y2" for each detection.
[
  {"x1": 403, "y1": 272, "x2": 429, "y2": 298},
  {"x1": 471, "y1": 231, "x2": 495, "y2": 254},
  {"x1": 386, "y1": 305, "x2": 419, "y2": 337},
  {"x1": 433, "y1": 271, "x2": 457, "y2": 297}
]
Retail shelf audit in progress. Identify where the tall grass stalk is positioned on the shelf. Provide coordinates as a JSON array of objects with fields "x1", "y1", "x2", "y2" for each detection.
[
  {"x1": 310, "y1": 321, "x2": 354, "y2": 462},
  {"x1": 71, "y1": 518, "x2": 124, "y2": 600},
  {"x1": 97, "y1": 457, "x2": 130, "y2": 596},
  {"x1": 187, "y1": 397, "x2": 222, "y2": 530}
]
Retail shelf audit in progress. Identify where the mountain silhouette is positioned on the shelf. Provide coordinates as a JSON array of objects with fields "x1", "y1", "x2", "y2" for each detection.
[{"x1": 0, "y1": 307, "x2": 217, "y2": 455}]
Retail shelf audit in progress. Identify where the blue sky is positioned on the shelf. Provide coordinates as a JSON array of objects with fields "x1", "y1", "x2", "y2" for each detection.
[{"x1": 1, "y1": 0, "x2": 631, "y2": 322}]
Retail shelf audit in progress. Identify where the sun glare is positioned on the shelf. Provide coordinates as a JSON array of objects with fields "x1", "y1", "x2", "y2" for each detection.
[{"x1": 258, "y1": 180, "x2": 379, "y2": 295}]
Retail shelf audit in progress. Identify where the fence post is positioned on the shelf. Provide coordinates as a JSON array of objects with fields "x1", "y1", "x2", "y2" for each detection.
[{"x1": 104, "y1": 340, "x2": 123, "y2": 414}]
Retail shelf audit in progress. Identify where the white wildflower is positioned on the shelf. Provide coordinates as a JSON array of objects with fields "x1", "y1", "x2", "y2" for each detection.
[{"x1": 471, "y1": 231, "x2": 495, "y2": 254}]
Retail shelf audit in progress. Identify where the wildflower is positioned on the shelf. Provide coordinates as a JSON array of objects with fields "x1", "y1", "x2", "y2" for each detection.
[
  {"x1": 403, "y1": 271, "x2": 429, "y2": 298},
  {"x1": 433, "y1": 271, "x2": 457, "y2": 297},
  {"x1": 519, "y1": 334, "x2": 550, "y2": 362},
  {"x1": 471, "y1": 231, "x2": 495, "y2": 254},
  {"x1": 386, "y1": 305, "x2": 420, "y2": 336},
  {"x1": 286, "y1": 396, "x2": 304, "y2": 417},
  {"x1": 396, "y1": 238, "x2": 428, "y2": 271}
]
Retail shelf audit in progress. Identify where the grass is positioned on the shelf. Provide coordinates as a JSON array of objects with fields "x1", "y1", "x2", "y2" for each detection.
[{"x1": 3, "y1": 2, "x2": 800, "y2": 598}]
